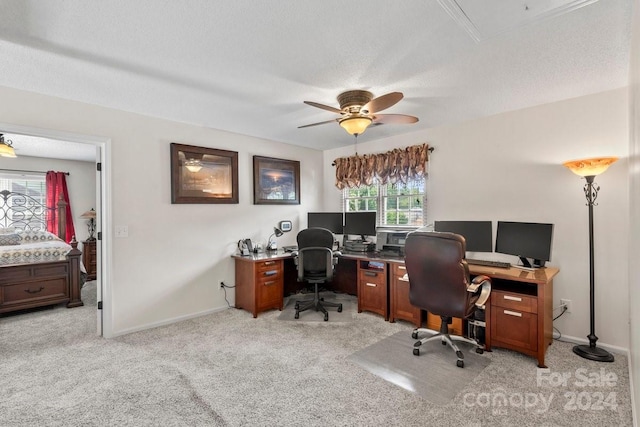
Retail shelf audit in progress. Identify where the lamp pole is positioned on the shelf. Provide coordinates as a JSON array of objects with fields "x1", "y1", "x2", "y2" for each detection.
[
  {"x1": 563, "y1": 156, "x2": 617, "y2": 363},
  {"x1": 571, "y1": 176, "x2": 613, "y2": 362}
]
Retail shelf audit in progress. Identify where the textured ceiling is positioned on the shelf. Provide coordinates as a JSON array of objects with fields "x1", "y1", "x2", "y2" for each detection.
[{"x1": 0, "y1": 0, "x2": 632, "y2": 161}]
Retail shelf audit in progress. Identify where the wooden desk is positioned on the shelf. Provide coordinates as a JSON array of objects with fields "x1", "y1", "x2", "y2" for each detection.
[
  {"x1": 231, "y1": 250, "x2": 559, "y2": 367},
  {"x1": 468, "y1": 264, "x2": 559, "y2": 368}
]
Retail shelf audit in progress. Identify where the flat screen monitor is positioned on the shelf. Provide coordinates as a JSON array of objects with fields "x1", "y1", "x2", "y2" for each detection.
[
  {"x1": 495, "y1": 221, "x2": 554, "y2": 267},
  {"x1": 344, "y1": 212, "x2": 377, "y2": 239},
  {"x1": 307, "y1": 212, "x2": 343, "y2": 234},
  {"x1": 433, "y1": 221, "x2": 493, "y2": 252}
]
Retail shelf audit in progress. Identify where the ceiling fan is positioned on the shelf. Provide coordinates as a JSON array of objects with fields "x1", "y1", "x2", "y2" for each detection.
[{"x1": 299, "y1": 90, "x2": 419, "y2": 136}]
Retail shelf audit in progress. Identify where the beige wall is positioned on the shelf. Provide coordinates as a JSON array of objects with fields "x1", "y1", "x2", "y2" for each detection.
[
  {"x1": 0, "y1": 85, "x2": 324, "y2": 337},
  {"x1": 325, "y1": 88, "x2": 630, "y2": 350}
]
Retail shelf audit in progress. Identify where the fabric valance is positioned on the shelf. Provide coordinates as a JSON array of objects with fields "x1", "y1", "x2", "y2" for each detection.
[{"x1": 333, "y1": 143, "x2": 431, "y2": 189}]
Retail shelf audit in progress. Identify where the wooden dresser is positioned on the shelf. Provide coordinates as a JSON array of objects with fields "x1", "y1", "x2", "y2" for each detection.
[
  {"x1": 82, "y1": 240, "x2": 97, "y2": 281},
  {"x1": 233, "y1": 253, "x2": 284, "y2": 318}
]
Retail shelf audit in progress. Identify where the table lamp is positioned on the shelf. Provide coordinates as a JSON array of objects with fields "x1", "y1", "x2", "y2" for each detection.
[
  {"x1": 563, "y1": 156, "x2": 618, "y2": 362},
  {"x1": 80, "y1": 209, "x2": 97, "y2": 241},
  {"x1": 267, "y1": 227, "x2": 284, "y2": 251}
]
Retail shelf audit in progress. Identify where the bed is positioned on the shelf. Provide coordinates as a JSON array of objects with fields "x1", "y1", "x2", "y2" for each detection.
[{"x1": 0, "y1": 190, "x2": 85, "y2": 314}]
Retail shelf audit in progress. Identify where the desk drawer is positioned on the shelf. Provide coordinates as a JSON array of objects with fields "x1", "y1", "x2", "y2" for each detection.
[
  {"x1": 358, "y1": 269, "x2": 385, "y2": 286},
  {"x1": 492, "y1": 290, "x2": 537, "y2": 314},
  {"x1": 256, "y1": 260, "x2": 282, "y2": 274}
]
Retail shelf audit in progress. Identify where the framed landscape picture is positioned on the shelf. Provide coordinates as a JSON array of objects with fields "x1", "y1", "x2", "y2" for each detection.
[
  {"x1": 253, "y1": 156, "x2": 300, "y2": 205},
  {"x1": 170, "y1": 143, "x2": 238, "y2": 204}
]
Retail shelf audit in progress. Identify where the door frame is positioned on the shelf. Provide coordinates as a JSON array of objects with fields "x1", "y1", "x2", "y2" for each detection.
[{"x1": 0, "y1": 122, "x2": 112, "y2": 337}]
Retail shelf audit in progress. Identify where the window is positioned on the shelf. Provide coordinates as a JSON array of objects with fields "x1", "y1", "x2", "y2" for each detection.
[
  {"x1": 0, "y1": 172, "x2": 47, "y2": 229},
  {"x1": 343, "y1": 176, "x2": 426, "y2": 228}
]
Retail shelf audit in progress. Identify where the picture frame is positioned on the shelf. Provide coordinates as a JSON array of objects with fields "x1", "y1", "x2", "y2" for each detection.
[
  {"x1": 253, "y1": 156, "x2": 300, "y2": 205},
  {"x1": 170, "y1": 143, "x2": 239, "y2": 204}
]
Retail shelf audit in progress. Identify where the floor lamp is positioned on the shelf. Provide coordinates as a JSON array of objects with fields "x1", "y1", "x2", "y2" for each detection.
[{"x1": 563, "y1": 156, "x2": 618, "y2": 362}]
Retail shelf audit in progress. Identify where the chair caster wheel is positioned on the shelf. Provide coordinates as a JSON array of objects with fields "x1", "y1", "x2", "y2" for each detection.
[
  {"x1": 442, "y1": 341, "x2": 447, "y2": 345},
  {"x1": 411, "y1": 331, "x2": 418, "y2": 339},
  {"x1": 294, "y1": 312, "x2": 299, "y2": 319},
  {"x1": 320, "y1": 297, "x2": 325, "y2": 301},
  {"x1": 337, "y1": 304, "x2": 343, "y2": 313},
  {"x1": 413, "y1": 348, "x2": 420, "y2": 356},
  {"x1": 457, "y1": 360, "x2": 464, "y2": 368},
  {"x1": 324, "y1": 313, "x2": 329, "y2": 321},
  {"x1": 476, "y1": 348, "x2": 484, "y2": 354}
]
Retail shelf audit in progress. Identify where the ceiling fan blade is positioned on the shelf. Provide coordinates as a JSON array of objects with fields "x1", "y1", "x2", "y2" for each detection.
[
  {"x1": 303, "y1": 101, "x2": 343, "y2": 114},
  {"x1": 298, "y1": 119, "x2": 338, "y2": 129},
  {"x1": 372, "y1": 114, "x2": 419, "y2": 124},
  {"x1": 362, "y1": 92, "x2": 403, "y2": 114}
]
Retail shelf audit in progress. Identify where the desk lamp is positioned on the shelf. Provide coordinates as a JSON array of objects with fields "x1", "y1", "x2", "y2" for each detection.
[
  {"x1": 563, "y1": 156, "x2": 618, "y2": 363},
  {"x1": 79, "y1": 209, "x2": 97, "y2": 241},
  {"x1": 267, "y1": 227, "x2": 284, "y2": 251}
]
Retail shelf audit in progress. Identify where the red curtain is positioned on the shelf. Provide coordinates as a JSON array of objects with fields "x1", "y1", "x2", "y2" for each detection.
[{"x1": 46, "y1": 171, "x2": 76, "y2": 242}]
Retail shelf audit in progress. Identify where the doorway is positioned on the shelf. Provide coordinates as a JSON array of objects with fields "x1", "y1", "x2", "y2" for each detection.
[{"x1": 0, "y1": 123, "x2": 110, "y2": 337}]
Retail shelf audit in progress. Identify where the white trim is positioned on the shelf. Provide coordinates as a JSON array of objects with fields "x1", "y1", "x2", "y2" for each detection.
[
  {"x1": 555, "y1": 334, "x2": 630, "y2": 355},
  {"x1": 110, "y1": 306, "x2": 231, "y2": 338}
]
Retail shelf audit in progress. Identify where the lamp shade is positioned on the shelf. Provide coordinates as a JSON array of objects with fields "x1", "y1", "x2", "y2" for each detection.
[
  {"x1": 184, "y1": 159, "x2": 203, "y2": 173},
  {"x1": 563, "y1": 157, "x2": 618, "y2": 177},
  {"x1": 273, "y1": 227, "x2": 284, "y2": 238},
  {"x1": 0, "y1": 134, "x2": 16, "y2": 158},
  {"x1": 80, "y1": 209, "x2": 96, "y2": 219},
  {"x1": 339, "y1": 116, "x2": 372, "y2": 135}
]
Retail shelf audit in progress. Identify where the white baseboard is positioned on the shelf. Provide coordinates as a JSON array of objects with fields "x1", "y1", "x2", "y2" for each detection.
[
  {"x1": 110, "y1": 306, "x2": 230, "y2": 338},
  {"x1": 555, "y1": 334, "x2": 629, "y2": 355}
]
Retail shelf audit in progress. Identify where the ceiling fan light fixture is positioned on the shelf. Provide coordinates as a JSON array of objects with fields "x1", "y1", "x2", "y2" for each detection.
[
  {"x1": 339, "y1": 116, "x2": 372, "y2": 135},
  {"x1": 0, "y1": 134, "x2": 17, "y2": 158},
  {"x1": 184, "y1": 158, "x2": 203, "y2": 173}
]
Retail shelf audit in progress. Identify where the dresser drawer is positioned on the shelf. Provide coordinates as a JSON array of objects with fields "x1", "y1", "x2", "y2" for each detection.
[
  {"x1": 2, "y1": 278, "x2": 68, "y2": 305},
  {"x1": 492, "y1": 290, "x2": 537, "y2": 314}
]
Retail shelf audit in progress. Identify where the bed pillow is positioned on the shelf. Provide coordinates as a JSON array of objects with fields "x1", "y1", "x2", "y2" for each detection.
[
  {"x1": 19, "y1": 229, "x2": 62, "y2": 243},
  {"x1": 0, "y1": 233, "x2": 21, "y2": 246},
  {"x1": 0, "y1": 227, "x2": 18, "y2": 235}
]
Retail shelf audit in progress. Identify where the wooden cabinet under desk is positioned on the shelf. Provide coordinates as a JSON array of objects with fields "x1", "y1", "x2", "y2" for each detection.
[
  {"x1": 233, "y1": 254, "x2": 284, "y2": 318},
  {"x1": 389, "y1": 263, "x2": 422, "y2": 327},
  {"x1": 82, "y1": 240, "x2": 97, "y2": 281},
  {"x1": 469, "y1": 264, "x2": 559, "y2": 368},
  {"x1": 357, "y1": 260, "x2": 388, "y2": 320}
]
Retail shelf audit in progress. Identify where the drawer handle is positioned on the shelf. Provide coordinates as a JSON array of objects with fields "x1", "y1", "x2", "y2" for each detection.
[
  {"x1": 25, "y1": 287, "x2": 45, "y2": 294},
  {"x1": 263, "y1": 270, "x2": 278, "y2": 276},
  {"x1": 365, "y1": 283, "x2": 377, "y2": 287},
  {"x1": 364, "y1": 271, "x2": 378, "y2": 277},
  {"x1": 504, "y1": 295, "x2": 522, "y2": 302},
  {"x1": 398, "y1": 266, "x2": 406, "y2": 270},
  {"x1": 263, "y1": 261, "x2": 275, "y2": 265},
  {"x1": 503, "y1": 309, "x2": 522, "y2": 317},
  {"x1": 263, "y1": 281, "x2": 277, "y2": 286}
]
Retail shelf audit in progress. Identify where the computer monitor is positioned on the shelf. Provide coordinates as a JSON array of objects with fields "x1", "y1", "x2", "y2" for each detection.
[
  {"x1": 495, "y1": 221, "x2": 554, "y2": 268},
  {"x1": 344, "y1": 211, "x2": 377, "y2": 240},
  {"x1": 433, "y1": 221, "x2": 493, "y2": 252},
  {"x1": 307, "y1": 212, "x2": 344, "y2": 234}
]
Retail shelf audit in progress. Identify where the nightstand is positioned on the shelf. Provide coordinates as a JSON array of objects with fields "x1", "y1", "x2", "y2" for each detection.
[{"x1": 82, "y1": 240, "x2": 97, "y2": 281}]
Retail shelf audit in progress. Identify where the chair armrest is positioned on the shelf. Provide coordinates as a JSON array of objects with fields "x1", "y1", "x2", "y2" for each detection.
[
  {"x1": 332, "y1": 250, "x2": 341, "y2": 265},
  {"x1": 467, "y1": 275, "x2": 492, "y2": 309}
]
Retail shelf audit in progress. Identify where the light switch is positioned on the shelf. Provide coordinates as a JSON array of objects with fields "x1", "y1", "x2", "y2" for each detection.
[{"x1": 115, "y1": 226, "x2": 129, "y2": 238}]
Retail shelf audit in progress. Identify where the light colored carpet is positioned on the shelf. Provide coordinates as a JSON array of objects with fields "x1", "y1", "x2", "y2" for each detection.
[
  {"x1": 349, "y1": 330, "x2": 491, "y2": 404},
  {"x1": 278, "y1": 291, "x2": 355, "y2": 322},
  {"x1": 0, "y1": 281, "x2": 634, "y2": 426}
]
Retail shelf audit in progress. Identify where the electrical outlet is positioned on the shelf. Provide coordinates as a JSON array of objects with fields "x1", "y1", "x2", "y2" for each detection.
[{"x1": 560, "y1": 299, "x2": 572, "y2": 313}]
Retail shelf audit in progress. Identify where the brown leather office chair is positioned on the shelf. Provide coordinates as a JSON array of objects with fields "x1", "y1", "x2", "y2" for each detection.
[
  {"x1": 293, "y1": 227, "x2": 343, "y2": 321},
  {"x1": 404, "y1": 229, "x2": 491, "y2": 368}
]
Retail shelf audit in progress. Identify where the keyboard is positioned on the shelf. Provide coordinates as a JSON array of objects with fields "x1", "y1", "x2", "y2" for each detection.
[
  {"x1": 282, "y1": 245, "x2": 298, "y2": 252},
  {"x1": 466, "y1": 258, "x2": 511, "y2": 269}
]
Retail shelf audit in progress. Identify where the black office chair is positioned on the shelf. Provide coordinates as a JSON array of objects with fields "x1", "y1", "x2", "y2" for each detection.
[
  {"x1": 293, "y1": 227, "x2": 343, "y2": 321},
  {"x1": 404, "y1": 229, "x2": 491, "y2": 368}
]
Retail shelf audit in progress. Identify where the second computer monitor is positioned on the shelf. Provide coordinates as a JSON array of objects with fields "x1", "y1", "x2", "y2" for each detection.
[
  {"x1": 433, "y1": 220, "x2": 493, "y2": 252},
  {"x1": 307, "y1": 212, "x2": 344, "y2": 234},
  {"x1": 344, "y1": 211, "x2": 377, "y2": 240},
  {"x1": 495, "y1": 221, "x2": 554, "y2": 267}
]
